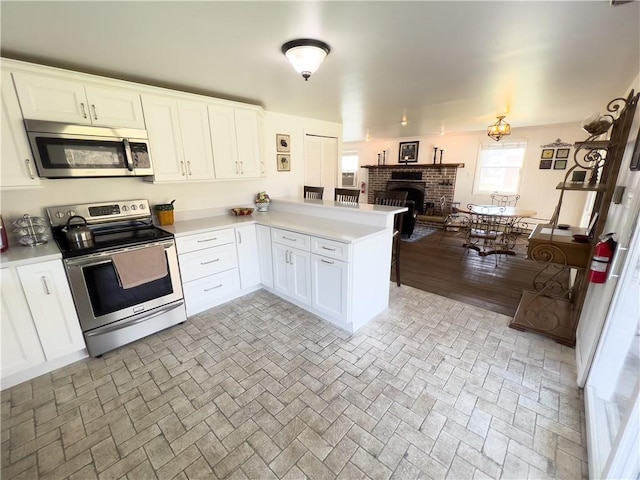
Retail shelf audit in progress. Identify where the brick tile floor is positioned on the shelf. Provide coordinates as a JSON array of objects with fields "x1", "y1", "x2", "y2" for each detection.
[{"x1": 1, "y1": 286, "x2": 588, "y2": 479}]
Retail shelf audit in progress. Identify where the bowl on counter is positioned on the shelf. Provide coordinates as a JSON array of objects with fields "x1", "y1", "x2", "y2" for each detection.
[
  {"x1": 231, "y1": 207, "x2": 255, "y2": 216},
  {"x1": 572, "y1": 234, "x2": 591, "y2": 243}
]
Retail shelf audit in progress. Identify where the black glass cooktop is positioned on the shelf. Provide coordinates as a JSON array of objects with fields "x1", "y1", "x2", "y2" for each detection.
[{"x1": 53, "y1": 221, "x2": 174, "y2": 259}]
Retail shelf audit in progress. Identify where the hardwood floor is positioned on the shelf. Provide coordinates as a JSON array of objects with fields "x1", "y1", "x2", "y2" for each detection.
[{"x1": 393, "y1": 224, "x2": 541, "y2": 317}]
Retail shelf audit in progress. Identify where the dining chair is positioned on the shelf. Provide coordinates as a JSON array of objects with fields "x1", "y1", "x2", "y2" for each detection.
[
  {"x1": 463, "y1": 204, "x2": 506, "y2": 267},
  {"x1": 304, "y1": 186, "x2": 324, "y2": 199},
  {"x1": 491, "y1": 194, "x2": 520, "y2": 207},
  {"x1": 334, "y1": 188, "x2": 360, "y2": 203},
  {"x1": 374, "y1": 190, "x2": 408, "y2": 286}
]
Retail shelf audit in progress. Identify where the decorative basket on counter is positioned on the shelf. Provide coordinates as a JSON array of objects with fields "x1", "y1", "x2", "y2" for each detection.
[
  {"x1": 12, "y1": 214, "x2": 49, "y2": 246},
  {"x1": 154, "y1": 200, "x2": 175, "y2": 226}
]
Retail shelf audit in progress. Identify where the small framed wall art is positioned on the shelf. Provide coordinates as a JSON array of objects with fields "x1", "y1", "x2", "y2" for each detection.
[
  {"x1": 276, "y1": 134, "x2": 290, "y2": 153},
  {"x1": 539, "y1": 159, "x2": 552, "y2": 169},
  {"x1": 541, "y1": 149, "x2": 554, "y2": 159},
  {"x1": 277, "y1": 154, "x2": 291, "y2": 172},
  {"x1": 399, "y1": 141, "x2": 419, "y2": 163},
  {"x1": 556, "y1": 148, "x2": 570, "y2": 159},
  {"x1": 554, "y1": 159, "x2": 567, "y2": 170}
]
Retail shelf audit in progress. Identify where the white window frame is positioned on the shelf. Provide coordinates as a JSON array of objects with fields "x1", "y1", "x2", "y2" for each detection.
[
  {"x1": 341, "y1": 150, "x2": 359, "y2": 187},
  {"x1": 473, "y1": 141, "x2": 527, "y2": 195}
]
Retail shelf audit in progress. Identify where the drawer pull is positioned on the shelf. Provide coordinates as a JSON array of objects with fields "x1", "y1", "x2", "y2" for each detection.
[
  {"x1": 197, "y1": 238, "x2": 218, "y2": 243},
  {"x1": 282, "y1": 236, "x2": 297, "y2": 242},
  {"x1": 321, "y1": 246, "x2": 336, "y2": 251},
  {"x1": 200, "y1": 258, "x2": 220, "y2": 265},
  {"x1": 321, "y1": 259, "x2": 335, "y2": 265},
  {"x1": 204, "y1": 284, "x2": 223, "y2": 291}
]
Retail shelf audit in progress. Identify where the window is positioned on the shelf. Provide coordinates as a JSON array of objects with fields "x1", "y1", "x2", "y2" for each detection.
[
  {"x1": 473, "y1": 141, "x2": 526, "y2": 194},
  {"x1": 341, "y1": 151, "x2": 359, "y2": 187}
]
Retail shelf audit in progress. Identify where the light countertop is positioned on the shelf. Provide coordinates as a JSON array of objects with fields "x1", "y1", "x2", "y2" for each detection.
[
  {"x1": 272, "y1": 197, "x2": 407, "y2": 215},
  {"x1": 160, "y1": 210, "x2": 389, "y2": 243},
  {"x1": 0, "y1": 241, "x2": 62, "y2": 268}
]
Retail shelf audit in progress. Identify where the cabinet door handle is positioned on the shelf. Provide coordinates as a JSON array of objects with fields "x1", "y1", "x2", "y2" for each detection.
[
  {"x1": 200, "y1": 258, "x2": 220, "y2": 265},
  {"x1": 180, "y1": 161, "x2": 186, "y2": 176},
  {"x1": 609, "y1": 246, "x2": 629, "y2": 279},
  {"x1": 282, "y1": 236, "x2": 297, "y2": 242},
  {"x1": 260, "y1": 161, "x2": 265, "y2": 174},
  {"x1": 197, "y1": 237, "x2": 217, "y2": 243},
  {"x1": 91, "y1": 104, "x2": 98, "y2": 120},
  {"x1": 321, "y1": 259, "x2": 335, "y2": 264},
  {"x1": 237, "y1": 231, "x2": 242, "y2": 244},
  {"x1": 204, "y1": 284, "x2": 223, "y2": 291},
  {"x1": 187, "y1": 161, "x2": 193, "y2": 176},
  {"x1": 321, "y1": 246, "x2": 336, "y2": 251},
  {"x1": 80, "y1": 102, "x2": 87, "y2": 119},
  {"x1": 25, "y1": 159, "x2": 35, "y2": 179},
  {"x1": 285, "y1": 250, "x2": 291, "y2": 264},
  {"x1": 41, "y1": 276, "x2": 51, "y2": 295},
  {"x1": 239, "y1": 161, "x2": 244, "y2": 174},
  {"x1": 235, "y1": 162, "x2": 239, "y2": 174}
]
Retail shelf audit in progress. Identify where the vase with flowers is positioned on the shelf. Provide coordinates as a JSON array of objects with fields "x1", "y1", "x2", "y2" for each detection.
[{"x1": 255, "y1": 191, "x2": 270, "y2": 212}]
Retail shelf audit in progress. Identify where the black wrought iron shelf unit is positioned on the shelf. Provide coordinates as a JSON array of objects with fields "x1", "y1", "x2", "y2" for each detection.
[{"x1": 510, "y1": 89, "x2": 639, "y2": 347}]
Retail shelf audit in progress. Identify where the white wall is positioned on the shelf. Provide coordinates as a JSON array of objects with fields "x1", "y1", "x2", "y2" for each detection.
[
  {"x1": 0, "y1": 111, "x2": 341, "y2": 234},
  {"x1": 346, "y1": 123, "x2": 590, "y2": 225}
]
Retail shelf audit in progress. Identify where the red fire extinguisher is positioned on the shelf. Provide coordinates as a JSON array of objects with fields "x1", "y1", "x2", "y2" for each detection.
[
  {"x1": 360, "y1": 181, "x2": 366, "y2": 194},
  {"x1": 588, "y1": 233, "x2": 617, "y2": 283}
]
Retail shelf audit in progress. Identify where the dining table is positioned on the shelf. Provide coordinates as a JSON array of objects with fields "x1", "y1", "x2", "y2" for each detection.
[{"x1": 459, "y1": 204, "x2": 537, "y2": 256}]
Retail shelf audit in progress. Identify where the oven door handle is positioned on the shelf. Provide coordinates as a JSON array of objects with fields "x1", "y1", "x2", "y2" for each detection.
[{"x1": 85, "y1": 301, "x2": 184, "y2": 337}]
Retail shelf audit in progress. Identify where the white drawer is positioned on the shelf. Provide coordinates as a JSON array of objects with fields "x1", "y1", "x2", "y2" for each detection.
[
  {"x1": 179, "y1": 243, "x2": 238, "y2": 282},
  {"x1": 272, "y1": 228, "x2": 310, "y2": 251},
  {"x1": 183, "y1": 269, "x2": 240, "y2": 316},
  {"x1": 176, "y1": 228, "x2": 235, "y2": 254},
  {"x1": 311, "y1": 237, "x2": 350, "y2": 262}
]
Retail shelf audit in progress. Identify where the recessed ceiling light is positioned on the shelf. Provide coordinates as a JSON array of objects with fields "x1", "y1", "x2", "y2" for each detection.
[{"x1": 400, "y1": 120, "x2": 408, "y2": 126}]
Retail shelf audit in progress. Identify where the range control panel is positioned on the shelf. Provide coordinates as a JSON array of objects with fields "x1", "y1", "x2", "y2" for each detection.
[{"x1": 47, "y1": 199, "x2": 151, "y2": 226}]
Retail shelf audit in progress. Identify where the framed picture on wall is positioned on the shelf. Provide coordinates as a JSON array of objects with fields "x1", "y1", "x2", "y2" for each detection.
[
  {"x1": 276, "y1": 134, "x2": 290, "y2": 153},
  {"x1": 554, "y1": 159, "x2": 567, "y2": 170},
  {"x1": 556, "y1": 148, "x2": 570, "y2": 159},
  {"x1": 541, "y1": 149, "x2": 554, "y2": 159},
  {"x1": 399, "y1": 141, "x2": 419, "y2": 163},
  {"x1": 539, "y1": 159, "x2": 552, "y2": 169},
  {"x1": 277, "y1": 154, "x2": 290, "y2": 172}
]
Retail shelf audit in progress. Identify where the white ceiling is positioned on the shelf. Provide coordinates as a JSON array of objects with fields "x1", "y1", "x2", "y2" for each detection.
[{"x1": 1, "y1": 1, "x2": 639, "y2": 142}]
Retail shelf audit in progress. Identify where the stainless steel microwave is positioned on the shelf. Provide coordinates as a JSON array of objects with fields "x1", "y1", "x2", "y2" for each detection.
[{"x1": 25, "y1": 120, "x2": 154, "y2": 178}]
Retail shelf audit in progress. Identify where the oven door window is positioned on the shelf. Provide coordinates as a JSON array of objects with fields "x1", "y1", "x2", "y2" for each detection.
[
  {"x1": 36, "y1": 137, "x2": 126, "y2": 169},
  {"x1": 83, "y1": 259, "x2": 173, "y2": 317}
]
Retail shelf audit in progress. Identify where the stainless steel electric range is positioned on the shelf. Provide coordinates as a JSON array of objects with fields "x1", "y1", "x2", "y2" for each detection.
[{"x1": 47, "y1": 199, "x2": 186, "y2": 357}]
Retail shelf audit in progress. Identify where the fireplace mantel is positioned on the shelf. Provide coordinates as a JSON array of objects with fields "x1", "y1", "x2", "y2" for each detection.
[{"x1": 362, "y1": 163, "x2": 465, "y2": 169}]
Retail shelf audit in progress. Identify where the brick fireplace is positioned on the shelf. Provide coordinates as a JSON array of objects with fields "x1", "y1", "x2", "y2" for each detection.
[{"x1": 363, "y1": 163, "x2": 463, "y2": 213}]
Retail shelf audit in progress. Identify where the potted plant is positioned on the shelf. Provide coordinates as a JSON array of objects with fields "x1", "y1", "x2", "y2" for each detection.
[{"x1": 255, "y1": 192, "x2": 270, "y2": 212}]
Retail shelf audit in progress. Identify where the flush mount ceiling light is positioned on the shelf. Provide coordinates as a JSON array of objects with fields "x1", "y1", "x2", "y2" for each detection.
[
  {"x1": 281, "y1": 39, "x2": 331, "y2": 81},
  {"x1": 487, "y1": 115, "x2": 512, "y2": 141}
]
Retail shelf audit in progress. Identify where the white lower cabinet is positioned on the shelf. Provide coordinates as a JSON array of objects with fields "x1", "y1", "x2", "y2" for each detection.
[
  {"x1": 235, "y1": 225, "x2": 260, "y2": 290},
  {"x1": 311, "y1": 254, "x2": 349, "y2": 321},
  {"x1": 1, "y1": 259, "x2": 87, "y2": 389},
  {"x1": 256, "y1": 224, "x2": 273, "y2": 288},
  {"x1": 175, "y1": 228, "x2": 242, "y2": 316},
  {"x1": 272, "y1": 228, "x2": 311, "y2": 306},
  {"x1": 17, "y1": 260, "x2": 85, "y2": 361},
  {"x1": 1, "y1": 268, "x2": 46, "y2": 380}
]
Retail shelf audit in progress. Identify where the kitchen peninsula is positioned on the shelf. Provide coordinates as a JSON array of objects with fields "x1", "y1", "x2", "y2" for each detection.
[{"x1": 161, "y1": 198, "x2": 406, "y2": 333}]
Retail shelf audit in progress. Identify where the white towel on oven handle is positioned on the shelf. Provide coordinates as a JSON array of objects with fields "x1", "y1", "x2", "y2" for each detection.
[{"x1": 111, "y1": 245, "x2": 168, "y2": 289}]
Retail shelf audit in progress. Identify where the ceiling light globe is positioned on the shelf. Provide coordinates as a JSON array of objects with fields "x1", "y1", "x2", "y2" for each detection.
[{"x1": 282, "y1": 39, "x2": 331, "y2": 81}]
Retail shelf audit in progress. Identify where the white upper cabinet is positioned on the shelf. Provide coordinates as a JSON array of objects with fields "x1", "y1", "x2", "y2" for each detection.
[
  {"x1": 13, "y1": 72, "x2": 145, "y2": 128},
  {"x1": 142, "y1": 94, "x2": 215, "y2": 183},
  {"x1": 209, "y1": 105, "x2": 263, "y2": 179},
  {"x1": 1, "y1": 71, "x2": 40, "y2": 188},
  {"x1": 178, "y1": 100, "x2": 215, "y2": 180}
]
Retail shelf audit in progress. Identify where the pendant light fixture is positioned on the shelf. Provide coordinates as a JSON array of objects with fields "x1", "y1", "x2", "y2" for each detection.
[
  {"x1": 281, "y1": 39, "x2": 331, "y2": 81},
  {"x1": 487, "y1": 115, "x2": 511, "y2": 141}
]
